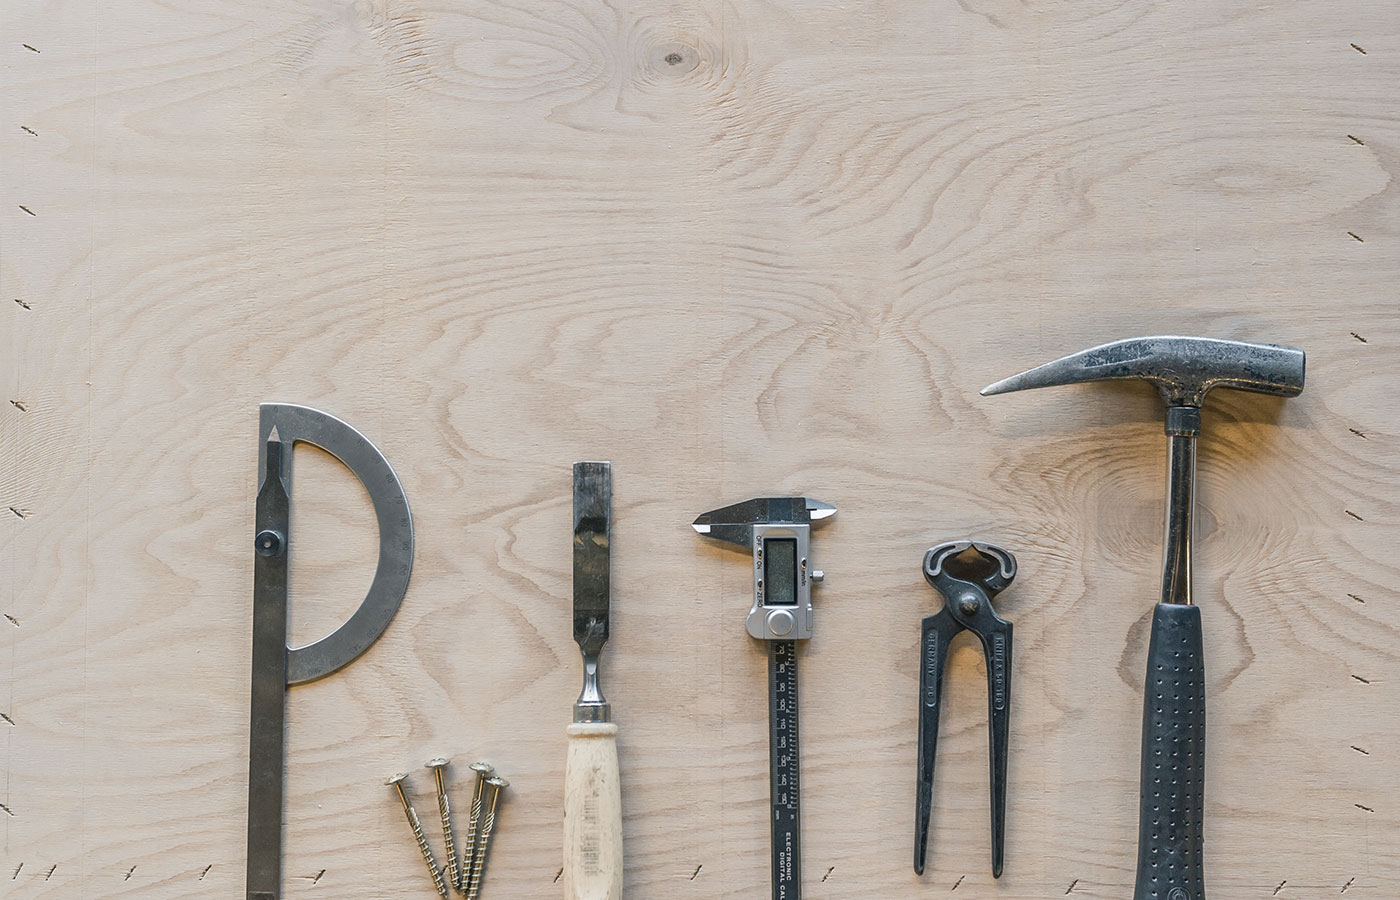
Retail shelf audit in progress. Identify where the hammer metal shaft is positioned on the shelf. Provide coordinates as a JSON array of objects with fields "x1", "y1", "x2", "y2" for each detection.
[{"x1": 1161, "y1": 419, "x2": 1198, "y2": 607}]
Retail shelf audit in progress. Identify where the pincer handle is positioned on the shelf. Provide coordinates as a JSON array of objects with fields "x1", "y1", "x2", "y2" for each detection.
[
  {"x1": 1133, "y1": 603, "x2": 1205, "y2": 900},
  {"x1": 564, "y1": 722, "x2": 623, "y2": 900}
]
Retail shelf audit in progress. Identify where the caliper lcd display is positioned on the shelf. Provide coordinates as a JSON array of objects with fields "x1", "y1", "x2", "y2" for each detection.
[{"x1": 764, "y1": 538, "x2": 798, "y2": 605}]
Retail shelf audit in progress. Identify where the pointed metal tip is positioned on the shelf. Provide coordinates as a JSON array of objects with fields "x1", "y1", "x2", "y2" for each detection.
[
  {"x1": 979, "y1": 354, "x2": 1092, "y2": 397},
  {"x1": 691, "y1": 520, "x2": 711, "y2": 534},
  {"x1": 980, "y1": 369, "x2": 1042, "y2": 396},
  {"x1": 267, "y1": 424, "x2": 282, "y2": 442},
  {"x1": 806, "y1": 499, "x2": 837, "y2": 520}
]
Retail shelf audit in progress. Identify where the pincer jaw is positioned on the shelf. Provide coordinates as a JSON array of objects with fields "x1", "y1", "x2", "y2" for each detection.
[{"x1": 923, "y1": 541, "x2": 1017, "y2": 598}]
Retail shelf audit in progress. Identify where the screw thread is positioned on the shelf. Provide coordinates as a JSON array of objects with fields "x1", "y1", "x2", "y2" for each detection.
[
  {"x1": 407, "y1": 806, "x2": 449, "y2": 898},
  {"x1": 462, "y1": 795, "x2": 484, "y2": 877},
  {"x1": 438, "y1": 790, "x2": 463, "y2": 892},
  {"x1": 464, "y1": 809, "x2": 497, "y2": 900}
]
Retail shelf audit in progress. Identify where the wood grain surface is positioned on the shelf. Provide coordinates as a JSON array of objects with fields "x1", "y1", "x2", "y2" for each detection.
[{"x1": 3, "y1": 1, "x2": 1398, "y2": 897}]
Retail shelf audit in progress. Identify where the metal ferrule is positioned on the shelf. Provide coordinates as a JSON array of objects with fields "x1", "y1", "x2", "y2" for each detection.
[
  {"x1": 574, "y1": 652, "x2": 610, "y2": 723},
  {"x1": 1160, "y1": 408, "x2": 1199, "y2": 606}
]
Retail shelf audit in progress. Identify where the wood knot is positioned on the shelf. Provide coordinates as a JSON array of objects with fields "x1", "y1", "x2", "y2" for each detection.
[{"x1": 647, "y1": 41, "x2": 699, "y2": 77}]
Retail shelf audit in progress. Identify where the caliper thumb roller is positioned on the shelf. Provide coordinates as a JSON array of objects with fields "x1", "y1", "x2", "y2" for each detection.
[{"x1": 983, "y1": 336, "x2": 1304, "y2": 900}]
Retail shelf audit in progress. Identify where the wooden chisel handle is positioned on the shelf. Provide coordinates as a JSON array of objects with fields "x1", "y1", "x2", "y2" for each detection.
[
  {"x1": 564, "y1": 722, "x2": 623, "y2": 900},
  {"x1": 1133, "y1": 603, "x2": 1205, "y2": 900}
]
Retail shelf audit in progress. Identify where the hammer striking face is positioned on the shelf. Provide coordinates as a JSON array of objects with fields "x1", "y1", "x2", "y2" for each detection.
[{"x1": 982, "y1": 334, "x2": 1304, "y2": 900}]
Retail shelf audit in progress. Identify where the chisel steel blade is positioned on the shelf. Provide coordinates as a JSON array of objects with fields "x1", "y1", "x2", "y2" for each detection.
[{"x1": 573, "y1": 462, "x2": 611, "y2": 653}]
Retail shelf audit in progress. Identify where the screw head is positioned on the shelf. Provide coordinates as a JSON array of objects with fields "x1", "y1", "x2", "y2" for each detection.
[
  {"x1": 486, "y1": 776, "x2": 509, "y2": 790},
  {"x1": 958, "y1": 595, "x2": 981, "y2": 617},
  {"x1": 425, "y1": 758, "x2": 449, "y2": 769},
  {"x1": 470, "y1": 762, "x2": 494, "y2": 777},
  {"x1": 386, "y1": 772, "x2": 408, "y2": 786}
]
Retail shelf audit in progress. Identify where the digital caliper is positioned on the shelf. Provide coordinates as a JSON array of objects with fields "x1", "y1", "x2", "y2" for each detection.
[{"x1": 693, "y1": 497, "x2": 835, "y2": 900}]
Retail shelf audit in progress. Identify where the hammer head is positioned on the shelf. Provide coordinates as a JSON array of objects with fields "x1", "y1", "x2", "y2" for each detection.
[{"x1": 981, "y1": 336, "x2": 1305, "y2": 408}]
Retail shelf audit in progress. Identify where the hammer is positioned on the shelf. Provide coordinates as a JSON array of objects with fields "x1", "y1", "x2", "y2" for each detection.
[{"x1": 982, "y1": 336, "x2": 1305, "y2": 900}]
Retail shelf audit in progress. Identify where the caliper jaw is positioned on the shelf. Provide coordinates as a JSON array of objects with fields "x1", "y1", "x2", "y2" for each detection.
[{"x1": 692, "y1": 497, "x2": 836, "y2": 641}]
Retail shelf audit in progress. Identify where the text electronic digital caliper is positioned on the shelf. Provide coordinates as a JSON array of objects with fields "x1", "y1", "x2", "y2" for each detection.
[
  {"x1": 693, "y1": 497, "x2": 835, "y2": 900},
  {"x1": 246, "y1": 403, "x2": 414, "y2": 900}
]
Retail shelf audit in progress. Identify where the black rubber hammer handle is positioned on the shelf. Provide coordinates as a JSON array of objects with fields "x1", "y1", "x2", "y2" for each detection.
[{"x1": 1133, "y1": 603, "x2": 1205, "y2": 900}]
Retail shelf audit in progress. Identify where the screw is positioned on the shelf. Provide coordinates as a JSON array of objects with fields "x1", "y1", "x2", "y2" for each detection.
[
  {"x1": 426, "y1": 758, "x2": 463, "y2": 893},
  {"x1": 387, "y1": 773, "x2": 449, "y2": 899},
  {"x1": 460, "y1": 762, "x2": 495, "y2": 885},
  {"x1": 464, "y1": 776, "x2": 508, "y2": 900}
]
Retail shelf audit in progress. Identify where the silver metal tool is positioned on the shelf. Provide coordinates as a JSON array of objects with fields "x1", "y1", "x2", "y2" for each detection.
[
  {"x1": 246, "y1": 403, "x2": 413, "y2": 900},
  {"x1": 564, "y1": 462, "x2": 623, "y2": 900},
  {"x1": 983, "y1": 336, "x2": 1304, "y2": 900},
  {"x1": 693, "y1": 497, "x2": 836, "y2": 900}
]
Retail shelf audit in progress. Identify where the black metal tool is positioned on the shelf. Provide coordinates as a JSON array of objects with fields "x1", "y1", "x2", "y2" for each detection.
[
  {"x1": 915, "y1": 541, "x2": 1016, "y2": 879},
  {"x1": 983, "y1": 336, "x2": 1305, "y2": 900},
  {"x1": 693, "y1": 497, "x2": 835, "y2": 900},
  {"x1": 246, "y1": 404, "x2": 414, "y2": 900}
]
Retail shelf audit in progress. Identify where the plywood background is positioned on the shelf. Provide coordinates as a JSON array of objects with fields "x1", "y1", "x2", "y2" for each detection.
[{"x1": 3, "y1": 1, "x2": 1397, "y2": 897}]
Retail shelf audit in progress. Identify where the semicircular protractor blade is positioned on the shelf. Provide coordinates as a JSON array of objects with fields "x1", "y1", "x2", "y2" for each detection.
[
  {"x1": 258, "y1": 402, "x2": 414, "y2": 685},
  {"x1": 247, "y1": 404, "x2": 415, "y2": 900}
]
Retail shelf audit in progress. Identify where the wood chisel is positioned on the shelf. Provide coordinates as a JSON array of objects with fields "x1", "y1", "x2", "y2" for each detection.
[
  {"x1": 692, "y1": 496, "x2": 836, "y2": 900},
  {"x1": 245, "y1": 403, "x2": 414, "y2": 900},
  {"x1": 564, "y1": 462, "x2": 623, "y2": 900}
]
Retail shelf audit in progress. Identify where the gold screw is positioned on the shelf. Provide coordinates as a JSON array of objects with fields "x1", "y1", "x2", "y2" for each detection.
[
  {"x1": 464, "y1": 776, "x2": 508, "y2": 900},
  {"x1": 387, "y1": 773, "x2": 449, "y2": 899},
  {"x1": 426, "y1": 758, "x2": 463, "y2": 892},
  {"x1": 460, "y1": 762, "x2": 495, "y2": 884}
]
